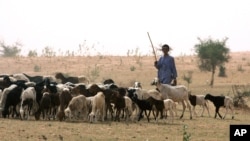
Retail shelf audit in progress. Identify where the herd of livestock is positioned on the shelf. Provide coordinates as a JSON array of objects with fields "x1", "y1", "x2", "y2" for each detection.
[{"x1": 0, "y1": 72, "x2": 235, "y2": 123}]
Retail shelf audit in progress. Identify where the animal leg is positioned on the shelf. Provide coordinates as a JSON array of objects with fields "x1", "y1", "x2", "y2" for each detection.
[
  {"x1": 186, "y1": 100, "x2": 192, "y2": 119},
  {"x1": 145, "y1": 110, "x2": 150, "y2": 122},
  {"x1": 180, "y1": 100, "x2": 186, "y2": 119},
  {"x1": 137, "y1": 109, "x2": 143, "y2": 121},
  {"x1": 200, "y1": 105, "x2": 204, "y2": 117},
  {"x1": 193, "y1": 106, "x2": 197, "y2": 117},
  {"x1": 205, "y1": 102, "x2": 210, "y2": 117},
  {"x1": 215, "y1": 107, "x2": 222, "y2": 119}
]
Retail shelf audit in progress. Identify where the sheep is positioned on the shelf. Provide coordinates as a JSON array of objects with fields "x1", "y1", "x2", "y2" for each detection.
[
  {"x1": 147, "y1": 96, "x2": 175, "y2": 123},
  {"x1": 134, "y1": 81, "x2": 142, "y2": 89},
  {"x1": 110, "y1": 89, "x2": 133, "y2": 122},
  {"x1": 151, "y1": 77, "x2": 192, "y2": 119},
  {"x1": 88, "y1": 91, "x2": 106, "y2": 123},
  {"x1": 22, "y1": 73, "x2": 44, "y2": 83},
  {"x1": 127, "y1": 89, "x2": 154, "y2": 122},
  {"x1": 55, "y1": 72, "x2": 87, "y2": 84},
  {"x1": 78, "y1": 75, "x2": 90, "y2": 84},
  {"x1": 19, "y1": 87, "x2": 38, "y2": 120},
  {"x1": 146, "y1": 97, "x2": 164, "y2": 121},
  {"x1": 188, "y1": 93, "x2": 210, "y2": 117},
  {"x1": 163, "y1": 99, "x2": 175, "y2": 123},
  {"x1": 103, "y1": 79, "x2": 115, "y2": 85},
  {"x1": 64, "y1": 95, "x2": 88, "y2": 121},
  {"x1": 0, "y1": 85, "x2": 17, "y2": 112},
  {"x1": 0, "y1": 82, "x2": 27, "y2": 118},
  {"x1": 43, "y1": 75, "x2": 57, "y2": 83},
  {"x1": 57, "y1": 87, "x2": 72, "y2": 121},
  {"x1": 12, "y1": 73, "x2": 30, "y2": 82},
  {"x1": 35, "y1": 92, "x2": 52, "y2": 120},
  {"x1": 204, "y1": 93, "x2": 234, "y2": 119}
]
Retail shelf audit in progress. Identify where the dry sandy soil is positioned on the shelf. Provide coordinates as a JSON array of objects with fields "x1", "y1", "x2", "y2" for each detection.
[{"x1": 0, "y1": 52, "x2": 250, "y2": 141}]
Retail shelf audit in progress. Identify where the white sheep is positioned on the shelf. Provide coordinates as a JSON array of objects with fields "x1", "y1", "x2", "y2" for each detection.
[
  {"x1": 124, "y1": 96, "x2": 134, "y2": 121},
  {"x1": 64, "y1": 95, "x2": 88, "y2": 121},
  {"x1": 151, "y1": 78, "x2": 192, "y2": 119},
  {"x1": 133, "y1": 88, "x2": 163, "y2": 100},
  {"x1": 78, "y1": 75, "x2": 90, "y2": 84},
  {"x1": 163, "y1": 99, "x2": 175, "y2": 123},
  {"x1": 89, "y1": 91, "x2": 106, "y2": 123},
  {"x1": 19, "y1": 87, "x2": 38, "y2": 120},
  {"x1": 12, "y1": 73, "x2": 30, "y2": 82}
]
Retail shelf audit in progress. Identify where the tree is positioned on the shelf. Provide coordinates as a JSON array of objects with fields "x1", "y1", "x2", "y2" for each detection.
[
  {"x1": 194, "y1": 37, "x2": 230, "y2": 87},
  {"x1": 0, "y1": 41, "x2": 22, "y2": 57}
]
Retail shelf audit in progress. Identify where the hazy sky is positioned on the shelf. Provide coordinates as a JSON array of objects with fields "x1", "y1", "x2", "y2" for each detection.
[{"x1": 0, "y1": 0, "x2": 249, "y2": 56}]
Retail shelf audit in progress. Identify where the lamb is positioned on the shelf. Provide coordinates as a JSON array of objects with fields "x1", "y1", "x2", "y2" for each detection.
[
  {"x1": 110, "y1": 90, "x2": 133, "y2": 122},
  {"x1": 64, "y1": 95, "x2": 88, "y2": 121},
  {"x1": 151, "y1": 77, "x2": 192, "y2": 119},
  {"x1": 88, "y1": 91, "x2": 106, "y2": 123},
  {"x1": 127, "y1": 89, "x2": 154, "y2": 122},
  {"x1": 188, "y1": 92, "x2": 210, "y2": 117},
  {"x1": 147, "y1": 96, "x2": 175, "y2": 123},
  {"x1": 204, "y1": 93, "x2": 234, "y2": 119}
]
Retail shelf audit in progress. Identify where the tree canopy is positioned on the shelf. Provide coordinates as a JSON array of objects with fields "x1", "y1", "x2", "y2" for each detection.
[{"x1": 194, "y1": 37, "x2": 230, "y2": 87}]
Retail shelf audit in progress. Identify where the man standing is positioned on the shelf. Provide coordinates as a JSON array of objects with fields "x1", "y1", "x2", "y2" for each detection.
[{"x1": 154, "y1": 44, "x2": 177, "y2": 85}]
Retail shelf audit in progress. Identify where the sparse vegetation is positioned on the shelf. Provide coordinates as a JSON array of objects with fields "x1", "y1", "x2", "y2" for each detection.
[
  {"x1": 33, "y1": 65, "x2": 41, "y2": 72},
  {"x1": 0, "y1": 41, "x2": 22, "y2": 57},
  {"x1": 28, "y1": 50, "x2": 38, "y2": 57},
  {"x1": 183, "y1": 125, "x2": 191, "y2": 141},
  {"x1": 130, "y1": 65, "x2": 136, "y2": 71},
  {"x1": 42, "y1": 46, "x2": 56, "y2": 57},
  {"x1": 182, "y1": 71, "x2": 193, "y2": 88},
  {"x1": 237, "y1": 64, "x2": 244, "y2": 72},
  {"x1": 87, "y1": 65, "x2": 100, "y2": 82},
  {"x1": 218, "y1": 65, "x2": 227, "y2": 77}
]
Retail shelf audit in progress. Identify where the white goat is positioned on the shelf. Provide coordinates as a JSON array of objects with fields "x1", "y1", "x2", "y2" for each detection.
[
  {"x1": 89, "y1": 91, "x2": 106, "y2": 123},
  {"x1": 151, "y1": 78, "x2": 192, "y2": 119},
  {"x1": 64, "y1": 95, "x2": 88, "y2": 121}
]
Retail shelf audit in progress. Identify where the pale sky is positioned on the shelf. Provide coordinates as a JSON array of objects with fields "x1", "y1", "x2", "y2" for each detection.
[{"x1": 0, "y1": 0, "x2": 250, "y2": 56}]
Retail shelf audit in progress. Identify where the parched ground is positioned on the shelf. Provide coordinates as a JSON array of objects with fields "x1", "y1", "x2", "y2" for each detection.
[{"x1": 0, "y1": 52, "x2": 250, "y2": 141}]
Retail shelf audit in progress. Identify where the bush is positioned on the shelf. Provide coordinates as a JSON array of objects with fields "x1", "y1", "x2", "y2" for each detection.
[
  {"x1": 34, "y1": 65, "x2": 41, "y2": 72},
  {"x1": 218, "y1": 65, "x2": 227, "y2": 77},
  {"x1": 130, "y1": 66, "x2": 136, "y2": 71},
  {"x1": 28, "y1": 50, "x2": 38, "y2": 57},
  {"x1": 0, "y1": 41, "x2": 22, "y2": 57}
]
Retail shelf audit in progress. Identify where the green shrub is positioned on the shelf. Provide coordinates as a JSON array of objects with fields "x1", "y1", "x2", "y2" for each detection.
[
  {"x1": 34, "y1": 65, "x2": 41, "y2": 72},
  {"x1": 130, "y1": 66, "x2": 136, "y2": 71},
  {"x1": 183, "y1": 125, "x2": 191, "y2": 141}
]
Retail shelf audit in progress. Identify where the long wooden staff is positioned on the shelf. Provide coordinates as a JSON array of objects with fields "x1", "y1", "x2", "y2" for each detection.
[{"x1": 147, "y1": 32, "x2": 157, "y2": 61}]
